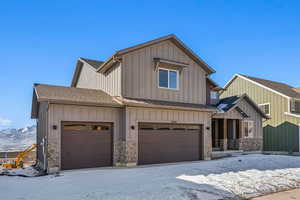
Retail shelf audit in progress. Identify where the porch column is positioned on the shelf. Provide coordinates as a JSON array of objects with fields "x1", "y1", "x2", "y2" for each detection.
[
  {"x1": 215, "y1": 120, "x2": 219, "y2": 148},
  {"x1": 220, "y1": 119, "x2": 228, "y2": 151},
  {"x1": 239, "y1": 119, "x2": 244, "y2": 138}
]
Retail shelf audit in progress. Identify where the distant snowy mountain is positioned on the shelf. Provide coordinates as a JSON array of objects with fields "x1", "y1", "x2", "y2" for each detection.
[{"x1": 0, "y1": 125, "x2": 36, "y2": 152}]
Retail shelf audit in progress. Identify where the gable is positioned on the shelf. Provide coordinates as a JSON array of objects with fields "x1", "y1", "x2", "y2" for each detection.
[
  {"x1": 98, "y1": 34, "x2": 215, "y2": 75},
  {"x1": 121, "y1": 39, "x2": 208, "y2": 104},
  {"x1": 223, "y1": 74, "x2": 300, "y2": 99},
  {"x1": 237, "y1": 98, "x2": 264, "y2": 120}
]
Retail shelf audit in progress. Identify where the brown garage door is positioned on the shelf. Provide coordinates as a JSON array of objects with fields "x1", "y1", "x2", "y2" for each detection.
[
  {"x1": 61, "y1": 122, "x2": 112, "y2": 170},
  {"x1": 138, "y1": 123, "x2": 202, "y2": 165}
]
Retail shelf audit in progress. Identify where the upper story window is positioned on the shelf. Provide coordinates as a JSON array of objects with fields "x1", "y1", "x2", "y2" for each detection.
[
  {"x1": 259, "y1": 103, "x2": 270, "y2": 115},
  {"x1": 158, "y1": 68, "x2": 179, "y2": 90},
  {"x1": 290, "y1": 99, "x2": 300, "y2": 114},
  {"x1": 210, "y1": 91, "x2": 218, "y2": 100}
]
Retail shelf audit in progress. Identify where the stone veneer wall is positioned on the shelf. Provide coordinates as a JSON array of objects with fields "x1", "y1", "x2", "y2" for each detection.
[
  {"x1": 227, "y1": 138, "x2": 263, "y2": 151},
  {"x1": 238, "y1": 138, "x2": 263, "y2": 151},
  {"x1": 219, "y1": 139, "x2": 228, "y2": 151},
  {"x1": 227, "y1": 139, "x2": 239, "y2": 150}
]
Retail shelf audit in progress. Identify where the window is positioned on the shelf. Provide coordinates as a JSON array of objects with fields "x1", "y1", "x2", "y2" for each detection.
[
  {"x1": 158, "y1": 68, "x2": 178, "y2": 89},
  {"x1": 243, "y1": 121, "x2": 254, "y2": 138},
  {"x1": 259, "y1": 103, "x2": 270, "y2": 115},
  {"x1": 290, "y1": 100, "x2": 300, "y2": 114},
  {"x1": 210, "y1": 91, "x2": 218, "y2": 99},
  {"x1": 63, "y1": 124, "x2": 88, "y2": 131},
  {"x1": 63, "y1": 123, "x2": 110, "y2": 131}
]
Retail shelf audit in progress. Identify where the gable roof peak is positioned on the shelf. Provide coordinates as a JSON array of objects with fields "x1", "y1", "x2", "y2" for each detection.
[{"x1": 97, "y1": 34, "x2": 216, "y2": 74}]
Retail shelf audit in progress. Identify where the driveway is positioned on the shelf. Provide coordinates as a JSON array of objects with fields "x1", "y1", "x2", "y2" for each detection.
[{"x1": 1, "y1": 154, "x2": 300, "y2": 200}]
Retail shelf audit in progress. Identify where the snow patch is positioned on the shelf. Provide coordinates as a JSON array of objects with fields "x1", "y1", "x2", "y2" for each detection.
[{"x1": 178, "y1": 166, "x2": 300, "y2": 199}]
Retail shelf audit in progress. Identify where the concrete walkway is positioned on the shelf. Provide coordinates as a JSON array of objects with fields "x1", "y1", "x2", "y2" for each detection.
[{"x1": 253, "y1": 188, "x2": 300, "y2": 200}]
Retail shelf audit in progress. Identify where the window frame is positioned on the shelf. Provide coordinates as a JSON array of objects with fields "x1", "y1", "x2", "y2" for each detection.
[
  {"x1": 157, "y1": 67, "x2": 179, "y2": 90},
  {"x1": 258, "y1": 103, "x2": 271, "y2": 116},
  {"x1": 243, "y1": 120, "x2": 254, "y2": 138},
  {"x1": 210, "y1": 91, "x2": 218, "y2": 100}
]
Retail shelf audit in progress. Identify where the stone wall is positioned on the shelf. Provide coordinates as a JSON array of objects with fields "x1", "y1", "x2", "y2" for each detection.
[
  {"x1": 219, "y1": 139, "x2": 228, "y2": 151},
  {"x1": 227, "y1": 138, "x2": 263, "y2": 151},
  {"x1": 227, "y1": 139, "x2": 239, "y2": 150},
  {"x1": 238, "y1": 138, "x2": 263, "y2": 151}
]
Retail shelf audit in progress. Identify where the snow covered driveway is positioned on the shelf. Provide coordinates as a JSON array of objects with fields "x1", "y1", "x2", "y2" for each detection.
[{"x1": 1, "y1": 154, "x2": 300, "y2": 200}]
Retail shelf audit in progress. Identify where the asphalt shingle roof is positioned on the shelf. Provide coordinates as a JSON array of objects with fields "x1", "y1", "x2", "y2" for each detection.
[
  {"x1": 34, "y1": 84, "x2": 119, "y2": 106},
  {"x1": 217, "y1": 95, "x2": 240, "y2": 112},
  {"x1": 80, "y1": 58, "x2": 104, "y2": 70},
  {"x1": 240, "y1": 74, "x2": 300, "y2": 99}
]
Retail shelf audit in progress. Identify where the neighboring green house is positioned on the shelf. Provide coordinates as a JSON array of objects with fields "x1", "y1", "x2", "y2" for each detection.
[{"x1": 221, "y1": 74, "x2": 300, "y2": 152}]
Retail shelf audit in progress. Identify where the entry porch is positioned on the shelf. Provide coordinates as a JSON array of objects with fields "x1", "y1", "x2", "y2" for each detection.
[{"x1": 212, "y1": 118, "x2": 245, "y2": 151}]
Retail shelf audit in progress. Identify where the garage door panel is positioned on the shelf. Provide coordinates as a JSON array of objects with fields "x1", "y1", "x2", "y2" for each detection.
[
  {"x1": 138, "y1": 123, "x2": 202, "y2": 165},
  {"x1": 61, "y1": 122, "x2": 112, "y2": 170}
]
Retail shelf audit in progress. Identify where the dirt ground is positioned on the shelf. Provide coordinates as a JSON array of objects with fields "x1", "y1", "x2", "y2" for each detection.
[{"x1": 253, "y1": 188, "x2": 300, "y2": 200}]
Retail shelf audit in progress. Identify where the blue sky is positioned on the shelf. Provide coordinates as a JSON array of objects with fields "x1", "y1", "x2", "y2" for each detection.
[{"x1": 1, "y1": 0, "x2": 300, "y2": 129}]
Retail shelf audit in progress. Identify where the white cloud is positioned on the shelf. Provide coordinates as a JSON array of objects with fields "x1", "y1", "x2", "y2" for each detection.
[{"x1": 0, "y1": 117, "x2": 12, "y2": 127}]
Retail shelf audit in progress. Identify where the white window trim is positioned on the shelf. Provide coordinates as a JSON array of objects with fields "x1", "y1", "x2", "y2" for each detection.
[
  {"x1": 258, "y1": 103, "x2": 271, "y2": 116},
  {"x1": 244, "y1": 120, "x2": 254, "y2": 138},
  {"x1": 158, "y1": 67, "x2": 179, "y2": 90},
  {"x1": 284, "y1": 112, "x2": 300, "y2": 118}
]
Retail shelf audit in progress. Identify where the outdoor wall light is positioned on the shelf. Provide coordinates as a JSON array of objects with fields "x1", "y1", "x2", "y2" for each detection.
[
  {"x1": 131, "y1": 125, "x2": 135, "y2": 130},
  {"x1": 206, "y1": 126, "x2": 210, "y2": 130},
  {"x1": 52, "y1": 125, "x2": 57, "y2": 130}
]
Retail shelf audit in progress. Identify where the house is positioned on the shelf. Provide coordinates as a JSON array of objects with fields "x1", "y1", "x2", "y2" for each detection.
[
  {"x1": 31, "y1": 35, "x2": 267, "y2": 173},
  {"x1": 221, "y1": 74, "x2": 300, "y2": 152}
]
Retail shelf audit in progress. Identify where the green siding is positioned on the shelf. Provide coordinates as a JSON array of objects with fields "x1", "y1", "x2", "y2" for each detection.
[{"x1": 221, "y1": 76, "x2": 300, "y2": 152}]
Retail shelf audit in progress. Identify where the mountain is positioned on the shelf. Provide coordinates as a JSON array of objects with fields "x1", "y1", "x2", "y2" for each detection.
[{"x1": 0, "y1": 125, "x2": 36, "y2": 152}]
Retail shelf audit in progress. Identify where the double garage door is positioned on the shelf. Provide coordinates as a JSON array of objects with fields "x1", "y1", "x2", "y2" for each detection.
[
  {"x1": 138, "y1": 123, "x2": 203, "y2": 165},
  {"x1": 61, "y1": 122, "x2": 203, "y2": 170}
]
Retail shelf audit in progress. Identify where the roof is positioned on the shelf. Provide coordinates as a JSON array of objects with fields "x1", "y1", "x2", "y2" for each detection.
[
  {"x1": 71, "y1": 57, "x2": 104, "y2": 87},
  {"x1": 225, "y1": 74, "x2": 300, "y2": 99},
  {"x1": 31, "y1": 84, "x2": 218, "y2": 118},
  {"x1": 114, "y1": 97, "x2": 218, "y2": 112},
  {"x1": 217, "y1": 94, "x2": 269, "y2": 119},
  {"x1": 294, "y1": 87, "x2": 300, "y2": 94},
  {"x1": 97, "y1": 34, "x2": 216, "y2": 74},
  {"x1": 217, "y1": 95, "x2": 241, "y2": 112},
  {"x1": 80, "y1": 58, "x2": 104, "y2": 69},
  {"x1": 31, "y1": 84, "x2": 120, "y2": 118},
  {"x1": 206, "y1": 77, "x2": 223, "y2": 91}
]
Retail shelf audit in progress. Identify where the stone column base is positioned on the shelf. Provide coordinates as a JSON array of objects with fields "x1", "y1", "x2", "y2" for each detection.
[
  {"x1": 115, "y1": 162, "x2": 137, "y2": 167},
  {"x1": 219, "y1": 139, "x2": 228, "y2": 151},
  {"x1": 227, "y1": 139, "x2": 240, "y2": 150}
]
